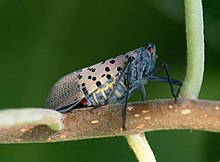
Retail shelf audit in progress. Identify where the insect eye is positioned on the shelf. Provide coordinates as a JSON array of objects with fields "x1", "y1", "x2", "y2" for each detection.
[
  {"x1": 147, "y1": 47, "x2": 158, "y2": 59},
  {"x1": 148, "y1": 47, "x2": 154, "y2": 55}
]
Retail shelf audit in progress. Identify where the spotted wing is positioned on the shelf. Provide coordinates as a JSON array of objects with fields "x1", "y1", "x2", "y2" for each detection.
[
  {"x1": 75, "y1": 50, "x2": 136, "y2": 97},
  {"x1": 46, "y1": 50, "x2": 136, "y2": 110}
]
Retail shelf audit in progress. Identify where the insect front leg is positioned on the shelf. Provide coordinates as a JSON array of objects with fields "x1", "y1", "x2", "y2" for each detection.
[
  {"x1": 147, "y1": 61, "x2": 182, "y2": 99},
  {"x1": 104, "y1": 56, "x2": 135, "y2": 130},
  {"x1": 122, "y1": 59, "x2": 134, "y2": 130}
]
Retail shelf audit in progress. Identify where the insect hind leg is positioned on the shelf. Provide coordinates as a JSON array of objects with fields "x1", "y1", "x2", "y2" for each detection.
[{"x1": 148, "y1": 61, "x2": 182, "y2": 99}]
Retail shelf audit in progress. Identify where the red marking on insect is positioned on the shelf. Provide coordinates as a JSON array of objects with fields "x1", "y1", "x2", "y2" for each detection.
[
  {"x1": 80, "y1": 98, "x2": 87, "y2": 106},
  {"x1": 149, "y1": 47, "x2": 154, "y2": 55},
  {"x1": 148, "y1": 46, "x2": 158, "y2": 59}
]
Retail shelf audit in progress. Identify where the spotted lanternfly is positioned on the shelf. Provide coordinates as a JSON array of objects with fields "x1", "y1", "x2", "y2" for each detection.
[{"x1": 46, "y1": 43, "x2": 182, "y2": 129}]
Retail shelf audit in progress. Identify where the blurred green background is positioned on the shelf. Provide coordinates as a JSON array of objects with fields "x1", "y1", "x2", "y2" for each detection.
[{"x1": 0, "y1": 0, "x2": 219, "y2": 162}]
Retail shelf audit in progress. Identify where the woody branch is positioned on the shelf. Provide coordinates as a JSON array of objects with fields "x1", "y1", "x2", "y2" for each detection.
[{"x1": 0, "y1": 99, "x2": 219, "y2": 144}]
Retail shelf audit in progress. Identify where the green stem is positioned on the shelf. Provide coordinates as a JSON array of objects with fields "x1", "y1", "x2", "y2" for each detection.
[
  {"x1": 127, "y1": 0, "x2": 205, "y2": 161},
  {"x1": 180, "y1": 0, "x2": 205, "y2": 98},
  {"x1": 126, "y1": 133, "x2": 156, "y2": 162}
]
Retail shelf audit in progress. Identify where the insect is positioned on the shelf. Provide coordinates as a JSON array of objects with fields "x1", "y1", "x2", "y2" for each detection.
[{"x1": 46, "y1": 43, "x2": 182, "y2": 129}]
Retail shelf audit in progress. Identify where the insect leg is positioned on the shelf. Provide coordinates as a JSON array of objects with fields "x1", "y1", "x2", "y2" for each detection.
[
  {"x1": 104, "y1": 56, "x2": 134, "y2": 130},
  {"x1": 148, "y1": 61, "x2": 182, "y2": 99},
  {"x1": 122, "y1": 59, "x2": 133, "y2": 130},
  {"x1": 140, "y1": 84, "x2": 147, "y2": 101},
  {"x1": 104, "y1": 56, "x2": 135, "y2": 104},
  {"x1": 148, "y1": 76, "x2": 182, "y2": 98}
]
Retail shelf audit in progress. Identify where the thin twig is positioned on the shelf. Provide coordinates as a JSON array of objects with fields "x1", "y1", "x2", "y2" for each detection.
[{"x1": 0, "y1": 99, "x2": 219, "y2": 144}]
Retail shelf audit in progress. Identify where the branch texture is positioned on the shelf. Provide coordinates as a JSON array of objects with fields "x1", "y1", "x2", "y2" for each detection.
[{"x1": 0, "y1": 99, "x2": 219, "y2": 144}]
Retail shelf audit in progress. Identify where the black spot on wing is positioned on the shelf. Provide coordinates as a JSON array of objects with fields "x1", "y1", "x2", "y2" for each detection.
[
  {"x1": 101, "y1": 74, "x2": 106, "y2": 77},
  {"x1": 87, "y1": 67, "x2": 96, "y2": 72},
  {"x1": 82, "y1": 87, "x2": 87, "y2": 91},
  {"x1": 96, "y1": 81, "x2": 102, "y2": 87},
  {"x1": 106, "y1": 74, "x2": 111, "y2": 80},
  {"x1": 82, "y1": 87, "x2": 89, "y2": 95},
  {"x1": 77, "y1": 74, "x2": 83, "y2": 79},
  {"x1": 88, "y1": 75, "x2": 92, "y2": 79},
  {"x1": 117, "y1": 67, "x2": 122, "y2": 71},
  {"x1": 110, "y1": 60, "x2": 115, "y2": 64},
  {"x1": 105, "y1": 67, "x2": 110, "y2": 72}
]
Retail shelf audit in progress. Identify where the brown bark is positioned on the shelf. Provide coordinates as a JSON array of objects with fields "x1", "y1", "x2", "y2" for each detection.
[{"x1": 0, "y1": 99, "x2": 220, "y2": 144}]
